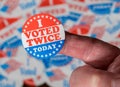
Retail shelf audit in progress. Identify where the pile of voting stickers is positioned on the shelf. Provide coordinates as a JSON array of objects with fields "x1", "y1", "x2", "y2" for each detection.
[{"x1": 0, "y1": 0, "x2": 120, "y2": 87}]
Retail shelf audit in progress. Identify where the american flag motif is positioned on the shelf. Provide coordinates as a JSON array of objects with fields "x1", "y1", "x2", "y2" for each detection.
[
  {"x1": 6, "y1": 47, "x2": 18, "y2": 57},
  {"x1": 1, "y1": 59, "x2": 21, "y2": 74},
  {"x1": 0, "y1": 74, "x2": 6, "y2": 81},
  {"x1": 46, "y1": 69, "x2": 66, "y2": 82},
  {"x1": 80, "y1": 15, "x2": 95, "y2": 25},
  {"x1": 91, "y1": 25, "x2": 105, "y2": 39}
]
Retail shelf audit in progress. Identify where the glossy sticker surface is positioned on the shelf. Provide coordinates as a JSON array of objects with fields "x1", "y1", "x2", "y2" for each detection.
[{"x1": 21, "y1": 14, "x2": 65, "y2": 60}]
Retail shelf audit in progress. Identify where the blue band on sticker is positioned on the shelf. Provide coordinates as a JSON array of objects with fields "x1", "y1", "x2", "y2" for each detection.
[{"x1": 25, "y1": 40, "x2": 64, "y2": 59}]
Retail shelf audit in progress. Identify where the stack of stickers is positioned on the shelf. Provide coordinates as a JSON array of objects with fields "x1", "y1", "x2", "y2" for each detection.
[{"x1": 0, "y1": 0, "x2": 120, "y2": 87}]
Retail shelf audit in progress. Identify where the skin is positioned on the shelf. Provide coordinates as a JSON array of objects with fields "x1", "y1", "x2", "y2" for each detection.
[{"x1": 60, "y1": 32, "x2": 120, "y2": 87}]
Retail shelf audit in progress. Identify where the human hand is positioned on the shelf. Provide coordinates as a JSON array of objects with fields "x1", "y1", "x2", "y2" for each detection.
[{"x1": 60, "y1": 32, "x2": 120, "y2": 87}]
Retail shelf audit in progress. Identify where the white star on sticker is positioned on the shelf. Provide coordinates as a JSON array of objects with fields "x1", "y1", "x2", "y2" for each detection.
[
  {"x1": 27, "y1": 22, "x2": 30, "y2": 25},
  {"x1": 27, "y1": 48, "x2": 29, "y2": 51},
  {"x1": 46, "y1": 16, "x2": 48, "y2": 18},
  {"x1": 50, "y1": 17, "x2": 52, "y2": 20},
  {"x1": 30, "y1": 51, "x2": 32, "y2": 54},
  {"x1": 33, "y1": 53, "x2": 36, "y2": 56},
  {"x1": 25, "y1": 26, "x2": 27, "y2": 28},
  {"x1": 41, "y1": 15, "x2": 44, "y2": 18},
  {"x1": 30, "y1": 19, "x2": 32, "y2": 22},
  {"x1": 33, "y1": 17, "x2": 36, "y2": 20},
  {"x1": 58, "y1": 45, "x2": 61, "y2": 47},
  {"x1": 56, "y1": 48, "x2": 58, "y2": 51},
  {"x1": 52, "y1": 51, "x2": 55, "y2": 54},
  {"x1": 41, "y1": 55, "x2": 44, "y2": 57},
  {"x1": 49, "y1": 53, "x2": 52, "y2": 56},
  {"x1": 37, "y1": 55, "x2": 40, "y2": 57},
  {"x1": 37, "y1": 16, "x2": 40, "y2": 18},
  {"x1": 45, "y1": 55, "x2": 48, "y2": 57},
  {"x1": 23, "y1": 29, "x2": 26, "y2": 32},
  {"x1": 60, "y1": 41, "x2": 63, "y2": 44}
]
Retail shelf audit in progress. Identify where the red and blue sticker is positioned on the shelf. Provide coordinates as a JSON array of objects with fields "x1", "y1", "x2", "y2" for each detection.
[{"x1": 21, "y1": 14, "x2": 65, "y2": 60}]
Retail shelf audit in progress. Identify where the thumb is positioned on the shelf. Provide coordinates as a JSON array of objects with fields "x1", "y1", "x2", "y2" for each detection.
[{"x1": 70, "y1": 65, "x2": 119, "y2": 87}]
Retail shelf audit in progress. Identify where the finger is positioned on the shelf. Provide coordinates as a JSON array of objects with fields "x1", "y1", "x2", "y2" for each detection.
[
  {"x1": 60, "y1": 32, "x2": 120, "y2": 69},
  {"x1": 70, "y1": 65, "x2": 116, "y2": 87},
  {"x1": 108, "y1": 55, "x2": 120, "y2": 74}
]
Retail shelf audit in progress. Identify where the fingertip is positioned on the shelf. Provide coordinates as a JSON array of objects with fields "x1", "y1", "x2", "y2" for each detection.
[
  {"x1": 60, "y1": 31, "x2": 120, "y2": 69},
  {"x1": 70, "y1": 65, "x2": 113, "y2": 87}
]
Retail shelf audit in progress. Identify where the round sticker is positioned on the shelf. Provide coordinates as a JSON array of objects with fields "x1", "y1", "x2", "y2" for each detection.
[{"x1": 21, "y1": 14, "x2": 65, "y2": 60}]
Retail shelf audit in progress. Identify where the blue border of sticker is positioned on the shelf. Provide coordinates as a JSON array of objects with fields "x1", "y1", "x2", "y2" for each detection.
[{"x1": 25, "y1": 40, "x2": 65, "y2": 60}]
